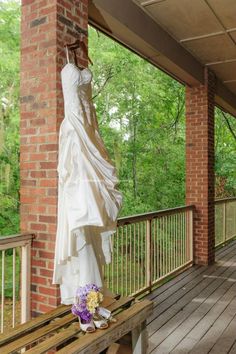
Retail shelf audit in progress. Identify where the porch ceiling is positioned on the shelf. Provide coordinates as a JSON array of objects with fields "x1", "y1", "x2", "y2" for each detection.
[{"x1": 89, "y1": 0, "x2": 236, "y2": 118}]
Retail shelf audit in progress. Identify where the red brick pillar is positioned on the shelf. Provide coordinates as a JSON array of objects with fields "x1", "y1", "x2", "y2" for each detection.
[
  {"x1": 186, "y1": 69, "x2": 215, "y2": 265},
  {"x1": 20, "y1": 0, "x2": 88, "y2": 316}
]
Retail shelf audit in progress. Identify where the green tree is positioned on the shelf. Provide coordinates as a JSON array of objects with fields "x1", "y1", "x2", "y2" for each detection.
[
  {"x1": 215, "y1": 108, "x2": 236, "y2": 197},
  {"x1": 89, "y1": 27, "x2": 186, "y2": 215},
  {"x1": 0, "y1": 5, "x2": 235, "y2": 237},
  {"x1": 0, "y1": 0, "x2": 20, "y2": 235}
]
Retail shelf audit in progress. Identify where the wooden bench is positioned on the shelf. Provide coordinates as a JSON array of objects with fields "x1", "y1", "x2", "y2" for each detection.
[{"x1": 0, "y1": 296, "x2": 153, "y2": 354}]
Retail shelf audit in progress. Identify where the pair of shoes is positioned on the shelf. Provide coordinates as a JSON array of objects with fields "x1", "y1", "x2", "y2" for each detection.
[
  {"x1": 78, "y1": 307, "x2": 116, "y2": 333},
  {"x1": 78, "y1": 310, "x2": 109, "y2": 333}
]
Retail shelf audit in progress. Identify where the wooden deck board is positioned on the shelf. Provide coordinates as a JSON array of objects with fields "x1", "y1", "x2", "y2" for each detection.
[{"x1": 147, "y1": 240, "x2": 236, "y2": 354}]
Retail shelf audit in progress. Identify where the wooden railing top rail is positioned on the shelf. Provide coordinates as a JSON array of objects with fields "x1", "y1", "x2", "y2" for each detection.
[
  {"x1": 0, "y1": 233, "x2": 34, "y2": 248},
  {"x1": 215, "y1": 197, "x2": 236, "y2": 204},
  {"x1": 117, "y1": 205, "x2": 195, "y2": 226}
]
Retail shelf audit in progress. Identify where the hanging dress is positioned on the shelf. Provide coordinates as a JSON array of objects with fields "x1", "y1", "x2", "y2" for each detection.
[{"x1": 52, "y1": 49, "x2": 122, "y2": 304}]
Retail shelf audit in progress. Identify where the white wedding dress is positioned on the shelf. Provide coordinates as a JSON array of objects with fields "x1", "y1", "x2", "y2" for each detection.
[{"x1": 52, "y1": 51, "x2": 122, "y2": 304}]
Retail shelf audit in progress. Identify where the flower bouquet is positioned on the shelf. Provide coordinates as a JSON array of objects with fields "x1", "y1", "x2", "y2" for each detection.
[{"x1": 71, "y1": 284, "x2": 110, "y2": 333}]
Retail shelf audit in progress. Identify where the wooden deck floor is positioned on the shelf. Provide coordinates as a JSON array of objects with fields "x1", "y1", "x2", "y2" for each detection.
[{"x1": 146, "y1": 240, "x2": 236, "y2": 354}]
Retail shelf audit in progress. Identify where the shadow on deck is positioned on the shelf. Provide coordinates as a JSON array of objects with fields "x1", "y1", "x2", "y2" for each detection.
[{"x1": 146, "y1": 240, "x2": 236, "y2": 354}]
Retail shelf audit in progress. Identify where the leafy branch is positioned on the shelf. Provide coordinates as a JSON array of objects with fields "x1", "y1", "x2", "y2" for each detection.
[{"x1": 221, "y1": 111, "x2": 236, "y2": 142}]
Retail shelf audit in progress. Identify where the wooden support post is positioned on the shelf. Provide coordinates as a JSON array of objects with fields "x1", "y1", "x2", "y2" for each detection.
[
  {"x1": 21, "y1": 242, "x2": 31, "y2": 323},
  {"x1": 132, "y1": 321, "x2": 148, "y2": 354}
]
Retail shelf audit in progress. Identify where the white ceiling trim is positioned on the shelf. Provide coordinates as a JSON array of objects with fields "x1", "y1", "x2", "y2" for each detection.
[
  {"x1": 204, "y1": 0, "x2": 236, "y2": 47},
  {"x1": 224, "y1": 80, "x2": 236, "y2": 83},
  {"x1": 180, "y1": 31, "x2": 225, "y2": 43},
  {"x1": 140, "y1": 0, "x2": 167, "y2": 6},
  {"x1": 206, "y1": 58, "x2": 236, "y2": 66}
]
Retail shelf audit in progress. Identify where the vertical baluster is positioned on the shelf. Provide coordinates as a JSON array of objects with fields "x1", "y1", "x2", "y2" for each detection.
[
  {"x1": 179, "y1": 213, "x2": 183, "y2": 265},
  {"x1": 168, "y1": 215, "x2": 170, "y2": 273},
  {"x1": 156, "y1": 219, "x2": 158, "y2": 279},
  {"x1": 157, "y1": 218, "x2": 160, "y2": 278},
  {"x1": 121, "y1": 227, "x2": 124, "y2": 297},
  {"x1": 181, "y1": 213, "x2": 183, "y2": 264},
  {"x1": 111, "y1": 233, "x2": 114, "y2": 294},
  {"x1": 178, "y1": 213, "x2": 181, "y2": 266},
  {"x1": 129, "y1": 224, "x2": 132, "y2": 294},
  {"x1": 12, "y1": 248, "x2": 16, "y2": 328},
  {"x1": 177, "y1": 213, "x2": 179, "y2": 267},
  {"x1": 166, "y1": 216, "x2": 168, "y2": 274},
  {"x1": 137, "y1": 222, "x2": 140, "y2": 291},
  {"x1": 125, "y1": 225, "x2": 128, "y2": 296},
  {"x1": 183, "y1": 212, "x2": 185, "y2": 263},
  {"x1": 162, "y1": 217, "x2": 165, "y2": 276},
  {"x1": 166, "y1": 216, "x2": 167, "y2": 273},
  {"x1": 107, "y1": 245, "x2": 110, "y2": 290},
  {"x1": 153, "y1": 219, "x2": 156, "y2": 282},
  {"x1": 143, "y1": 221, "x2": 145, "y2": 289},
  {"x1": 159, "y1": 217, "x2": 164, "y2": 277},
  {"x1": 172, "y1": 214, "x2": 175, "y2": 269},
  {"x1": 186, "y1": 210, "x2": 189, "y2": 262},
  {"x1": 190, "y1": 209, "x2": 193, "y2": 262},
  {"x1": 133, "y1": 223, "x2": 136, "y2": 293},
  {"x1": 1, "y1": 250, "x2": 5, "y2": 333},
  {"x1": 184, "y1": 212, "x2": 186, "y2": 263},
  {"x1": 146, "y1": 219, "x2": 151, "y2": 291},
  {"x1": 160, "y1": 217, "x2": 163, "y2": 276},
  {"x1": 161, "y1": 217, "x2": 164, "y2": 277},
  {"x1": 181, "y1": 212, "x2": 183, "y2": 264},
  {"x1": 143, "y1": 222, "x2": 145, "y2": 288},
  {"x1": 174, "y1": 214, "x2": 177, "y2": 269},
  {"x1": 165, "y1": 216, "x2": 168, "y2": 276},
  {"x1": 181, "y1": 212, "x2": 184, "y2": 265},
  {"x1": 170, "y1": 215, "x2": 173, "y2": 273},
  {"x1": 116, "y1": 228, "x2": 119, "y2": 295},
  {"x1": 157, "y1": 218, "x2": 160, "y2": 279},
  {"x1": 184, "y1": 211, "x2": 188, "y2": 263},
  {"x1": 141, "y1": 222, "x2": 144, "y2": 291},
  {"x1": 223, "y1": 201, "x2": 226, "y2": 243}
]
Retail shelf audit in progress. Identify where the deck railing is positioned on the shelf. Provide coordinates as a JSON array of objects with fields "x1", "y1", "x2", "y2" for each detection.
[
  {"x1": 0, "y1": 233, "x2": 34, "y2": 333},
  {"x1": 104, "y1": 205, "x2": 194, "y2": 297},
  {"x1": 215, "y1": 197, "x2": 236, "y2": 247},
  {"x1": 1, "y1": 198, "x2": 235, "y2": 332}
]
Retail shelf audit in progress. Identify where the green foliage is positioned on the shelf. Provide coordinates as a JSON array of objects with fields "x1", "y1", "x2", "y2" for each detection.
[
  {"x1": 0, "y1": 4, "x2": 235, "y2": 236},
  {"x1": 215, "y1": 108, "x2": 236, "y2": 197},
  {"x1": 0, "y1": 251, "x2": 20, "y2": 298},
  {"x1": 89, "y1": 27, "x2": 186, "y2": 215},
  {"x1": 0, "y1": 1, "x2": 20, "y2": 235}
]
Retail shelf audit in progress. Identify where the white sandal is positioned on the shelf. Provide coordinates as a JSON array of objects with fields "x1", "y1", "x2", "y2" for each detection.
[
  {"x1": 93, "y1": 312, "x2": 109, "y2": 329},
  {"x1": 79, "y1": 317, "x2": 96, "y2": 333},
  {"x1": 97, "y1": 307, "x2": 117, "y2": 323}
]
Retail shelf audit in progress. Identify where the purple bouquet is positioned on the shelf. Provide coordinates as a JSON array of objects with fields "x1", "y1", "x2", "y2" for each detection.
[{"x1": 71, "y1": 284, "x2": 103, "y2": 323}]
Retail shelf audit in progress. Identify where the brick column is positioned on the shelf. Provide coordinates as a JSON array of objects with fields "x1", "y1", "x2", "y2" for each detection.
[
  {"x1": 186, "y1": 69, "x2": 215, "y2": 265},
  {"x1": 20, "y1": 0, "x2": 88, "y2": 316}
]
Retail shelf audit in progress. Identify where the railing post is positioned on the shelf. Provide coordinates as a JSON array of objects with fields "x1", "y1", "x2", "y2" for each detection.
[
  {"x1": 223, "y1": 201, "x2": 227, "y2": 243},
  {"x1": 21, "y1": 241, "x2": 31, "y2": 323},
  {"x1": 189, "y1": 209, "x2": 193, "y2": 263},
  {"x1": 146, "y1": 219, "x2": 152, "y2": 292}
]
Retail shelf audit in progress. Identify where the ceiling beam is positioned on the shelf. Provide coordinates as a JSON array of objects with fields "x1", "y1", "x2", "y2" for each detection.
[
  {"x1": 89, "y1": 0, "x2": 236, "y2": 118},
  {"x1": 89, "y1": 0, "x2": 204, "y2": 85}
]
